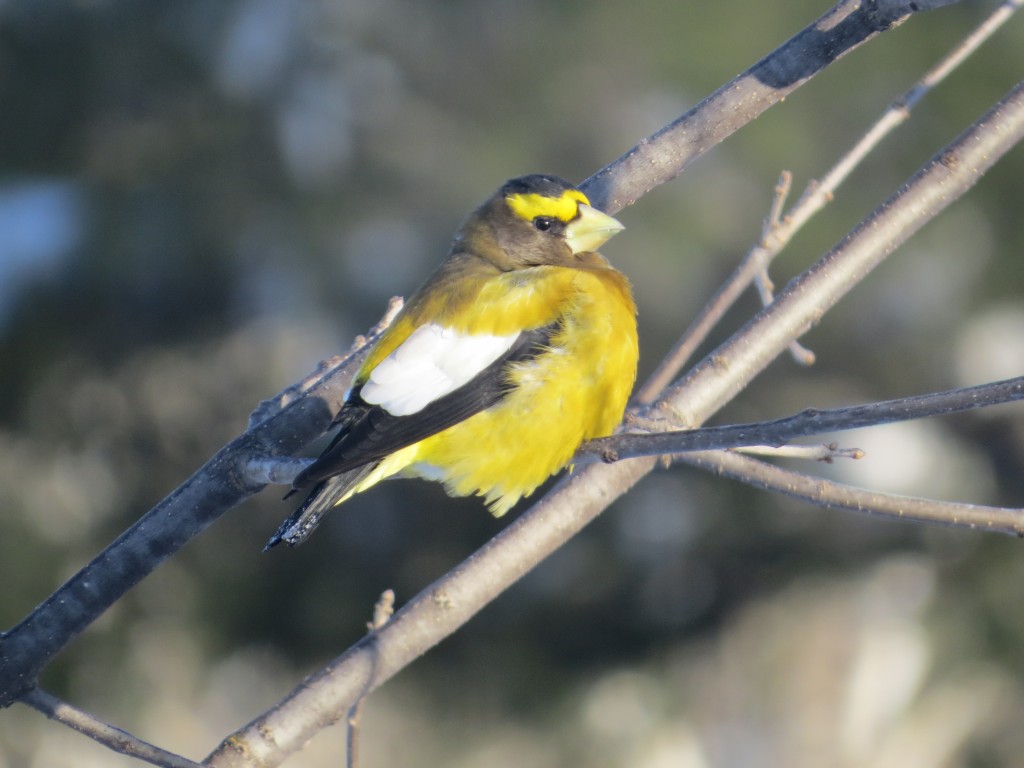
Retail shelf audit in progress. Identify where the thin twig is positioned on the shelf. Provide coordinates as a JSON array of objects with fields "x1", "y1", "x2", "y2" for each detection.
[
  {"x1": 20, "y1": 688, "x2": 204, "y2": 768},
  {"x1": 634, "y1": 0, "x2": 1022, "y2": 404},
  {"x1": 347, "y1": 590, "x2": 395, "y2": 768},
  {"x1": 751, "y1": 176, "x2": 818, "y2": 366},
  {"x1": 680, "y1": 449, "x2": 1024, "y2": 536},
  {"x1": 909, "y1": 0, "x2": 1023, "y2": 94},
  {"x1": 582, "y1": 376, "x2": 1024, "y2": 463}
]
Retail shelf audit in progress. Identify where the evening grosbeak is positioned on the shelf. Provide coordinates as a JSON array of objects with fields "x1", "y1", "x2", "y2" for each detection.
[{"x1": 267, "y1": 174, "x2": 638, "y2": 548}]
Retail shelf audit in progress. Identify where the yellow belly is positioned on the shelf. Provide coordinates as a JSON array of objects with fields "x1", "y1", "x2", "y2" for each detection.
[{"x1": 403, "y1": 266, "x2": 638, "y2": 515}]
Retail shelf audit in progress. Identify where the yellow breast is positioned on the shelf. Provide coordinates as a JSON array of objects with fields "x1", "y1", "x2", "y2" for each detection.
[{"x1": 405, "y1": 263, "x2": 638, "y2": 515}]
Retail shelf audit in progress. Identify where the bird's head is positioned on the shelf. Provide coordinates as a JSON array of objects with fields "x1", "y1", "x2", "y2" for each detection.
[{"x1": 455, "y1": 175, "x2": 625, "y2": 270}]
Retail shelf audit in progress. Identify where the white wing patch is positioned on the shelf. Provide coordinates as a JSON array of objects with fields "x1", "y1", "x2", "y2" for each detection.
[{"x1": 359, "y1": 323, "x2": 520, "y2": 416}]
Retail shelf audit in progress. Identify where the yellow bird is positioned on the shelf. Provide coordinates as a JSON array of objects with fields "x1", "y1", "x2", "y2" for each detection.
[{"x1": 267, "y1": 175, "x2": 638, "y2": 548}]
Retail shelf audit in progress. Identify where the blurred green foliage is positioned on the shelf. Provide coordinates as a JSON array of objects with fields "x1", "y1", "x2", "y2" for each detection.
[{"x1": 1, "y1": 0, "x2": 1023, "y2": 765}]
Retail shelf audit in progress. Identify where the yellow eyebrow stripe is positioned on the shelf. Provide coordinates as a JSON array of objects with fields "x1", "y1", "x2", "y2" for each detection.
[{"x1": 506, "y1": 189, "x2": 590, "y2": 223}]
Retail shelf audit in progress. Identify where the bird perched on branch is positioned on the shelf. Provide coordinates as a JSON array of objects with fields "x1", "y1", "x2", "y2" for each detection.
[{"x1": 267, "y1": 174, "x2": 638, "y2": 549}]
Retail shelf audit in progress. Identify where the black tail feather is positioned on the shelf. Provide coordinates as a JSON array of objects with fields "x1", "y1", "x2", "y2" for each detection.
[{"x1": 264, "y1": 463, "x2": 379, "y2": 550}]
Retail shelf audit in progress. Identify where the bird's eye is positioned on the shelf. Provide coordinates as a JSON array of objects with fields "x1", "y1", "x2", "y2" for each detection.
[{"x1": 533, "y1": 216, "x2": 554, "y2": 232}]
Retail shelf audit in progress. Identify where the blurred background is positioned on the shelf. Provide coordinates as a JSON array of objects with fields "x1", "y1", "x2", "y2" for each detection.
[{"x1": 1, "y1": 1, "x2": 1023, "y2": 766}]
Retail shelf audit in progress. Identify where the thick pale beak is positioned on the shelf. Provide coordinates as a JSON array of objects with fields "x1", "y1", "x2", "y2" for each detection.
[{"x1": 565, "y1": 204, "x2": 625, "y2": 254}]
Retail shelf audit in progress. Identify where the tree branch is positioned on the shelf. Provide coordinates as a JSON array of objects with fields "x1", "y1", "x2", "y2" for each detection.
[
  {"x1": 580, "y1": 376, "x2": 1024, "y2": 463},
  {"x1": 21, "y1": 688, "x2": 204, "y2": 768},
  {"x1": 680, "y1": 449, "x2": 1024, "y2": 536}
]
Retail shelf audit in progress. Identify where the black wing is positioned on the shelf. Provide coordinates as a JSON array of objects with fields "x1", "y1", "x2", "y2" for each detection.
[
  {"x1": 265, "y1": 322, "x2": 557, "y2": 549},
  {"x1": 292, "y1": 322, "x2": 558, "y2": 489}
]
